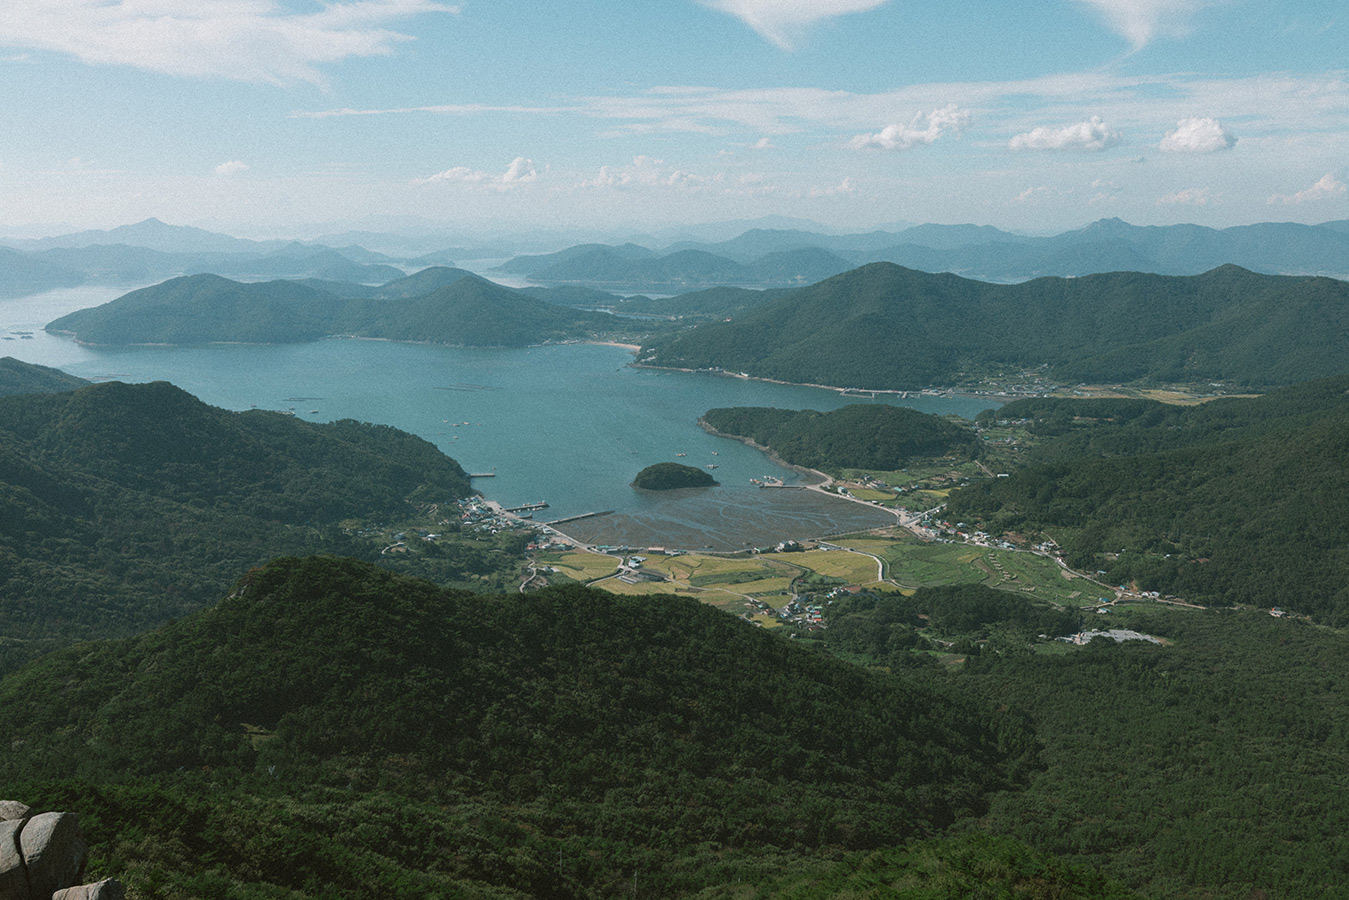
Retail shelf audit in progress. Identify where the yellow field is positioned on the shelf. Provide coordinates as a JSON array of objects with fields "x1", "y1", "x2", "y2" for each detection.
[
  {"x1": 544, "y1": 550, "x2": 620, "y2": 581},
  {"x1": 795, "y1": 549, "x2": 881, "y2": 584},
  {"x1": 545, "y1": 536, "x2": 1079, "y2": 607}
]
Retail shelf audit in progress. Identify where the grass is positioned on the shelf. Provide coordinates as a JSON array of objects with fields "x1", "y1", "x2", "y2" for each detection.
[{"x1": 538, "y1": 550, "x2": 622, "y2": 582}]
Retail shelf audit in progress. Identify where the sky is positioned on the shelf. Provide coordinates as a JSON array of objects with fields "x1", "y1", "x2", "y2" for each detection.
[{"x1": 0, "y1": 0, "x2": 1346, "y2": 239}]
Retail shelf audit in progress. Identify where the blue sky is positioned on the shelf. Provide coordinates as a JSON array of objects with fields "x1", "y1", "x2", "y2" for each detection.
[{"x1": 1, "y1": 0, "x2": 1346, "y2": 238}]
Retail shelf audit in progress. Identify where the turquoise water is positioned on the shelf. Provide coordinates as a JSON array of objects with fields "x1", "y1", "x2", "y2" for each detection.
[{"x1": 3, "y1": 286, "x2": 998, "y2": 550}]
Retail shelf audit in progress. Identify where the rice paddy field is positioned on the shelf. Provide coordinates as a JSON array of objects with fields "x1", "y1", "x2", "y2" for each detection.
[{"x1": 546, "y1": 530, "x2": 1090, "y2": 609}]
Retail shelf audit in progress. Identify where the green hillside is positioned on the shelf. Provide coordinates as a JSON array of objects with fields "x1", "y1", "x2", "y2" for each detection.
[
  {"x1": 1, "y1": 555, "x2": 1031, "y2": 898},
  {"x1": 45, "y1": 270, "x2": 619, "y2": 347},
  {"x1": 642, "y1": 263, "x2": 1349, "y2": 390},
  {"x1": 947, "y1": 375, "x2": 1349, "y2": 621},
  {"x1": 0, "y1": 380, "x2": 478, "y2": 670},
  {"x1": 45, "y1": 273, "x2": 342, "y2": 343},
  {"x1": 617, "y1": 285, "x2": 789, "y2": 319},
  {"x1": 702, "y1": 404, "x2": 980, "y2": 472},
  {"x1": 632, "y1": 461, "x2": 719, "y2": 489},
  {"x1": 0, "y1": 357, "x2": 89, "y2": 396},
  {"x1": 356, "y1": 273, "x2": 617, "y2": 345}
]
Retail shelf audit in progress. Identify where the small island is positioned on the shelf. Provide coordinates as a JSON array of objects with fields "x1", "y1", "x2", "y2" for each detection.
[{"x1": 632, "y1": 462, "x2": 720, "y2": 490}]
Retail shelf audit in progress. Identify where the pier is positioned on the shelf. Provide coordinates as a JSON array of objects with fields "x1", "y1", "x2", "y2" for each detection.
[
  {"x1": 545, "y1": 510, "x2": 614, "y2": 526},
  {"x1": 468, "y1": 472, "x2": 495, "y2": 478},
  {"x1": 505, "y1": 502, "x2": 549, "y2": 512}
]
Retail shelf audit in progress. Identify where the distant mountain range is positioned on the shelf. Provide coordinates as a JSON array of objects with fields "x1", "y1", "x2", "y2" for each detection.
[
  {"x1": 46, "y1": 268, "x2": 621, "y2": 347},
  {"x1": 497, "y1": 218, "x2": 1349, "y2": 291},
  {"x1": 0, "y1": 218, "x2": 410, "y2": 297},
  {"x1": 5, "y1": 215, "x2": 1345, "y2": 300},
  {"x1": 640, "y1": 262, "x2": 1349, "y2": 390}
]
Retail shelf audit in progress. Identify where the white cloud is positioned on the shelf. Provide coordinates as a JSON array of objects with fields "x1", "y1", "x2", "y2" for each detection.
[
  {"x1": 809, "y1": 176, "x2": 855, "y2": 198},
  {"x1": 1009, "y1": 116, "x2": 1122, "y2": 151},
  {"x1": 0, "y1": 0, "x2": 458, "y2": 84},
  {"x1": 420, "y1": 157, "x2": 538, "y2": 189},
  {"x1": 297, "y1": 72, "x2": 1349, "y2": 154},
  {"x1": 1160, "y1": 117, "x2": 1236, "y2": 152},
  {"x1": 848, "y1": 104, "x2": 970, "y2": 151},
  {"x1": 700, "y1": 0, "x2": 891, "y2": 49},
  {"x1": 1159, "y1": 187, "x2": 1218, "y2": 205},
  {"x1": 214, "y1": 160, "x2": 250, "y2": 176},
  {"x1": 752, "y1": 137, "x2": 775, "y2": 150},
  {"x1": 581, "y1": 156, "x2": 716, "y2": 190},
  {"x1": 1072, "y1": 0, "x2": 1211, "y2": 49},
  {"x1": 501, "y1": 157, "x2": 538, "y2": 184},
  {"x1": 1269, "y1": 174, "x2": 1347, "y2": 205}
]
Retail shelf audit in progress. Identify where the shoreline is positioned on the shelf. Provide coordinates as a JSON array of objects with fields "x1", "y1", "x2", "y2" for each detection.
[{"x1": 631, "y1": 361, "x2": 1009, "y2": 404}]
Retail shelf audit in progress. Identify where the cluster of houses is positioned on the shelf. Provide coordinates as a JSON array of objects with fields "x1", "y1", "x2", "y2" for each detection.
[
  {"x1": 456, "y1": 498, "x2": 537, "y2": 536},
  {"x1": 616, "y1": 555, "x2": 669, "y2": 585},
  {"x1": 741, "y1": 594, "x2": 831, "y2": 630}
]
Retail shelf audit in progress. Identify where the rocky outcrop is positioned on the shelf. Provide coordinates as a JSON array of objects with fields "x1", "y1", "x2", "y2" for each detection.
[
  {"x1": 51, "y1": 881, "x2": 124, "y2": 900},
  {"x1": 0, "y1": 803, "x2": 120, "y2": 900}
]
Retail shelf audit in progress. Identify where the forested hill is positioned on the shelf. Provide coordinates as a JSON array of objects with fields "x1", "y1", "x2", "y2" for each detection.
[
  {"x1": 641, "y1": 263, "x2": 1349, "y2": 390},
  {"x1": 45, "y1": 269, "x2": 618, "y2": 347},
  {"x1": 0, "y1": 356, "x2": 89, "y2": 396},
  {"x1": 947, "y1": 374, "x2": 1349, "y2": 622},
  {"x1": 0, "y1": 380, "x2": 473, "y2": 665},
  {"x1": 703, "y1": 404, "x2": 979, "y2": 473},
  {"x1": 0, "y1": 555, "x2": 1037, "y2": 898}
]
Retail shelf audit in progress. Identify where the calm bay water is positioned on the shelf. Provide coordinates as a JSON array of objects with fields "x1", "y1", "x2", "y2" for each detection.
[{"x1": 3, "y1": 285, "x2": 998, "y2": 550}]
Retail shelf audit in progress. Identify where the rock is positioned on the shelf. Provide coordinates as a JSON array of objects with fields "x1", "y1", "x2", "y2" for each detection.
[
  {"x1": 0, "y1": 819, "x2": 27, "y2": 900},
  {"x1": 0, "y1": 803, "x2": 30, "y2": 823},
  {"x1": 53, "y1": 879, "x2": 125, "y2": 900},
  {"x1": 0, "y1": 810, "x2": 88, "y2": 900},
  {"x1": 21, "y1": 813, "x2": 87, "y2": 900}
]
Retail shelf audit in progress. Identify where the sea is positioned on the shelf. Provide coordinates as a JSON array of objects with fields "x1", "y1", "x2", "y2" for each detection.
[{"x1": 1, "y1": 284, "x2": 999, "y2": 551}]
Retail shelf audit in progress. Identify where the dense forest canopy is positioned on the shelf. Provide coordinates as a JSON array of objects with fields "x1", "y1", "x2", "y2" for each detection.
[
  {"x1": 1, "y1": 556, "x2": 1033, "y2": 898},
  {"x1": 0, "y1": 379, "x2": 478, "y2": 671},
  {"x1": 643, "y1": 263, "x2": 1349, "y2": 390},
  {"x1": 702, "y1": 404, "x2": 979, "y2": 472},
  {"x1": 45, "y1": 269, "x2": 619, "y2": 347},
  {"x1": 632, "y1": 461, "x2": 719, "y2": 489}
]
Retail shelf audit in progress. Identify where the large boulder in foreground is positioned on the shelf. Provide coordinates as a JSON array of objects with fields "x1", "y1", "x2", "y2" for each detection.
[{"x1": 0, "y1": 802, "x2": 120, "y2": 900}]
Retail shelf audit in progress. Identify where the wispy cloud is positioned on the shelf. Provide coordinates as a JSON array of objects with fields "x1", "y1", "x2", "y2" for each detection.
[
  {"x1": 1160, "y1": 117, "x2": 1236, "y2": 152},
  {"x1": 1072, "y1": 0, "x2": 1213, "y2": 49},
  {"x1": 699, "y1": 0, "x2": 891, "y2": 49},
  {"x1": 580, "y1": 156, "x2": 717, "y2": 190},
  {"x1": 1268, "y1": 173, "x2": 1347, "y2": 205},
  {"x1": 292, "y1": 102, "x2": 565, "y2": 120},
  {"x1": 848, "y1": 105, "x2": 970, "y2": 151},
  {"x1": 294, "y1": 72, "x2": 1349, "y2": 149},
  {"x1": 214, "y1": 160, "x2": 250, "y2": 176},
  {"x1": 419, "y1": 157, "x2": 538, "y2": 188},
  {"x1": 0, "y1": 0, "x2": 458, "y2": 84},
  {"x1": 1009, "y1": 117, "x2": 1122, "y2": 151},
  {"x1": 809, "y1": 176, "x2": 856, "y2": 198},
  {"x1": 1159, "y1": 186, "x2": 1219, "y2": 205}
]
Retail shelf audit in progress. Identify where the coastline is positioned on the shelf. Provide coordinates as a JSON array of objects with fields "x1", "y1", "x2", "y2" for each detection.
[{"x1": 632, "y1": 361, "x2": 1008, "y2": 403}]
